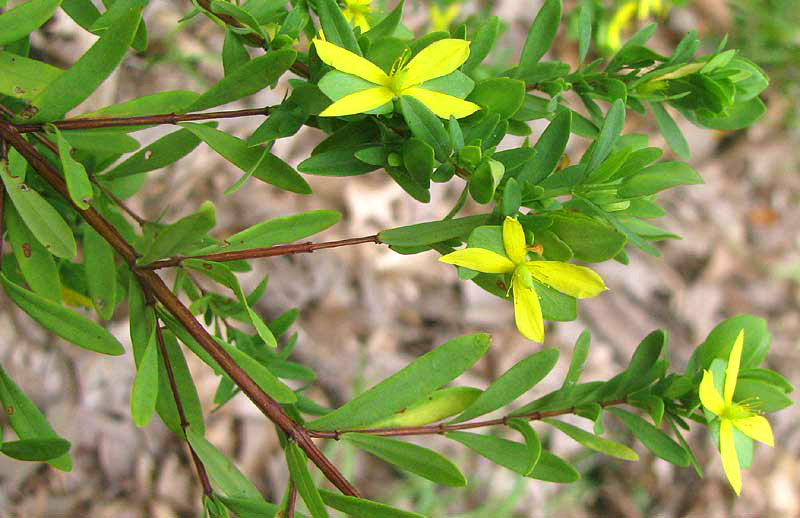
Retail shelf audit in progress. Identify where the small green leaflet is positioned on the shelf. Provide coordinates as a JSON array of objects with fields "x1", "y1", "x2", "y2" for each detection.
[
  {"x1": 517, "y1": 0, "x2": 562, "y2": 78},
  {"x1": 319, "y1": 490, "x2": 424, "y2": 518},
  {"x1": 136, "y1": 201, "x2": 216, "y2": 265},
  {"x1": 618, "y1": 162, "x2": 703, "y2": 198},
  {"x1": 379, "y1": 214, "x2": 489, "y2": 247},
  {"x1": 585, "y1": 98, "x2": 626, "y2": 172},
  {"x1": 0, "y1": 0, "x2": 62, "y2": 45},
  {"x1": 607, "y1": 408, "x2": 690, "y2": 466},
  {"x1": 0, "y1": 51, "x2": 62, "y2": 102},
  {"x1": 650, "y1": 102, "x2": 690, "y2": 160},
  {"x1": 285, "y1": 442, "x2": 329, "y2": 518},
  {"x1": 399, "y1": 96, "x2": 450, "y2": 160},
  {"x1": 101, "y1": 126, "x2": 205, "y2": 179},
  {"x1": 1, "y1": 438, "x2": 71, "y2": 462},
  {"x1": 364, "y1": 387, "x2": 480, "y2": 429},
  {"x1": 4, "y1": 202, "x2": 62, "y2": 302},
  {"x1": 83, "y1": 224, "x2": 117, "y2": 320},
  {"x1": 543, "y1": 418, "x2": 639, "y2": 461},
  {"x1": 131, "y1": 330, "x2": 159, "y2": 427}
]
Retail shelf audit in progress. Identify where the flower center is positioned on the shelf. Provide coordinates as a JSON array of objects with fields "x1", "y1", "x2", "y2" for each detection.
[{"x1": 388, "y1": 50, "x2": 412, "y2": 94}]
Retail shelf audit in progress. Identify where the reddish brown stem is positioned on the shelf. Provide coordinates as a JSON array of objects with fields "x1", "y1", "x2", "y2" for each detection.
[
  {"x1": 286, "y1": 480, "x2": 297, "y2": 518},
  {"x1": 307, "y1": 399, "x2": 628, "y2": 439},
  {"x1": 14, "y1": 107, "x2": 272, "y2": 133},
  {"x1": 0, "y1": 138, "x2": 6, "y2": 273},
  {"x1": 0, "y1": 119, "x2": 360, "y2": 498},
  {"x1": 143, "y1": 234, "x2": 382, "y2": 269},
  {"x1": 156, "y1": 324, "x2": 213, "y2": 496}
]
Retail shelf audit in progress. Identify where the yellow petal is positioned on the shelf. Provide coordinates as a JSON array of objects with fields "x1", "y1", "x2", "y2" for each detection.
[
  {"x1": 734, "y1": 415, "x2": 774, "y2": 447},
  {"x1": 439, "y1": 248, "x2": 515, "y2": 274},
  {"x1": 720, "y1": 419, "x2": 742, "y2": 496},
  {"x1": 724, "y1": 329, "x2": 744, "y2": 404},
  {"x1": 401, "y1": 88, "x2": 481, "y2": 119},
  {"x1": 318, "y1": 87, "x2": 394, "y2": 117},
  {"x1": 512, "y1": 272, "x2": 544, "y2": 342},
  {"x1": 353, "y1": 14, "x2": 370, "y2": 32},
  {"x1": 525, "y1": 261, "x2": 607, "y2": 299},
  {"x1": 313, "y1": 39, "x2": 390, "y2": 86},
  {"x1": 699, "y1": 370, "x2": 725, "y2": 416},
  {"x1": 502, "y1": 217, "x2": 527, "y2": 264},
  {"x1": 399, "y1": 39, "x2": 471, "y2": 87}
]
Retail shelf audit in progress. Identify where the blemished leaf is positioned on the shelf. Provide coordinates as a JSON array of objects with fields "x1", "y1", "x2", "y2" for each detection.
[
  {"x1": 83, "y1": 224, "x2": 117, "y2": 320},
  {"x1": 446, "y1": 431, "x2": 579, "y2": 482},
  {"x1": 0, "y1": 0, "x2": 61, "y2": 45},
  {"x1": 346, "y1": 433, "x2": 466, "y2": 487},
  {"x1": 285, "y1": 442, "x2": 329, "y2": 518},
  {"x1": 131, "y1": 331, "x2": 159, "y2": 428},
  {"x1": 364, "y1": 387, "x2": 481, "y2": 428},
  {"x1": 155, "y1": 330, "x2": 206, "y2": 435},
  {"x1": 28, "y1": 8, "x2": 141, "y2": 121},
  {"x1": 319, "y1": 490, "x2": 424, "y2": 518},
  {"x1": 399, "y1": 96, "x2": 451, "y2": 160},
  {"x1": 0, "y1": 364, "x2": 72, "y2": 471},
  {"x1": 379, "y1": 214, "x2": 489, "y2": 247},
  {"x1": 516, "y1": 109, "x2": 571, "y2": 185},
  {"x1": 179, "y1": 123, "x2": 311, "y2": 194},
  {"x1": 308, "y1": 334, "x2": 490, "y2": 431},
  {"x1": 462, "y1": 16, "x2": 500, "y2": 73},
  {"x1": 607, "y1": 408, "x2": 690, "y2": 466},
  {"x1": 0, "y1": 50, "x2": 62, "y2": 102},
  {"x1": 4, "y1": 202, "x2": 61, "y2": 302},
  {"x1": 544, "y1": 418, "x2": 639, "y2": 461},
  {"x1": 650, "y1": 102, "x2": 690, "y2": 160},
  {"x1": 586, "y1": 98, "x2": 626, "y2": 172},
  {"x1": 507, "y1": 418, "x2": 542, "y2": 475},
  {"x1": 0, "y1": 160, "x2": 76, "y2": 259},
  {"x1": 1, "y1": 273, "x2": 125, "y2": 355},
  {"x1": 451, "y1": 349, "x2": 559, "y2": 423},
  {"x1": 1, "y1": 438, "x2": 70, "y2": 462},
  {"x1": 517, "y1": 0, "x2": 562, "y2": 77},
  {"x1": 618, "y1": 162, "x2": 703, "y2": 198},
  {"x1": 101, "y1": 126, "x2": 206, "y2": 179},
  {"x1": 137, "y1": 201, "x2": 216, "y2": 265},
  {"x1": 187, "y1": 427, "x2": 266, "y2": 501},
  {"x1": 182, "y1": 49, "x2": 296, "y2": 113}
]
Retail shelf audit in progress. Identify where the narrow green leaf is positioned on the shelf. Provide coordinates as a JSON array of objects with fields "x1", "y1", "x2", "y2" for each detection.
[
  {"x1": 364, "y1": 387, "x2": 481, "y2": 429},
  {"x1": 1, "y1": 273, "x2": 125, "y2": 355},
  {"x1": 314, "y1": 0, "x2": 360, "y2": 54},
  {"x1": 210, "y1": 0, "x2": 267, "y2": 39},
  {"x1": 155, "y1": 330, "x2": 206, "y2": 434},
  {"x1": 618, "y1": 161, "x2": 703, "y2": 198},
  {"x1": 49, "y1": 126, "x2": 93, "y2": 209},
  {"x1": 308, "y1": 333, "x2": 490, "y2": 431},
  {"x1": 222, "y1": 29, "x2": 250, "y2": 75},
  {"x1": 76, "y1": 91, "x2": 199, "y2": 120},
  {"x1": 187, "y1": 427, "x2": 265, "y2": 501},
  {"x1": 83, "y1": 224, "x2": 117, "y2": 320},
  {"x1": 4, "y1": 202, "x2": 61, "y2": 302},
  {"x1": 607, "y1": 408, "x2": 689, "y2": 466},
  {"x1": 1, "y1": 160, "x2": 76, "y2": 259},
  {"x1": 0, "y1": 0, "x2": 61, "y2": 45},
  {"x1": 650, "y1": 103, "x2": 690, "y2": 160},
  {"x1": 378, "y1": 214, "x2": 488, "y2": 247},
  {"x1": 468, "y1": 78, "x2": 526, "y2": 119},
  {"x1": 298, "y1": 147, "x2": 378, "y2": 176},
  {"x1": 182, "y1": 49, "x2": 296, "y2": 113},
  {"x1": 517, "y1": 109, "x2": 571, "y2": 185},
  {"x1": 451, "y1": 349, "x2": 559, "y2": 423},
  {"x1": 29, "y1": 8, "x2": 141, "y2": 121},
  {"x1": 1, "y1": 437, "x2": 71, "y2": 461},
  {"x1": 61, "y1": 130, "x2": 139, "y2": 154},
  {"x1": 586, "y1": 98, "x2": 626, "y2": 172},
  {"x1": 577, "y1": 0, "x2": 593, "y2": 64},
  {"x1": 506, "y1": 418, "x2": 542, "y2": 475},
  {"x1": 462, "y1": 16, "x2": 500, "y2": 73},
  {"x1": 617, "y1": 330, "x2": 665, "y2": 395},
  {"x1": 344, "y1": 433, "x2": 466, "y2": 486},
  {"x1": 131, "y1": 330, "x2": 159, "y2": 427},
  {"x1": 319, "y1": 490, "x2": 424, "y2": 518},
  {"x1": 517, "y1": 0, "x2": 562, "y2": 77},
  {"x1": 562, "y1": 330, "x2": 590, "y2": 391},
  {"x1": 216, "y1": 339, "x2": 296, "y2": 403},
  {"x1": 137, "y1": 201, "x2": 216, "y2": 265},
  {"x1": 217, "y1": 495, "x2": 279, "y2": 518},
  {"x1": 180, "y1": 123, "x2": 311, "y2": 194},
  {"x1": 101, "y1": 126, "x2": 205, "y2": 179},
  {"x1": 399, "y1": 96, "x2": 450, "y2": 159},
  {"x1": 285, "y1": 442, "x2": 329, "y2": 518},
  {"x1": 0, "y1": 50, "x2": 62, "y2": 102},
  {"x1": 544, "y1": 418, "x2": 639, "y2": 460},
  {"x1": 546, "y1": 212, "x2": 626, "y2": 262},
  {"x1": 0, "y1": 363, "x2": 72, "y2": 471},
  {"x1": 363, "y1": 0, "x2": 404, "y2": 42}
]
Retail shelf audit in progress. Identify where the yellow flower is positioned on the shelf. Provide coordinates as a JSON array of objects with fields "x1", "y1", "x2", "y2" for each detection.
[
  {"x1": 699, "y1": 329, "x2": 775, "y2": 495},
  {"x1": 342, "y1": 0, "x2": 372, "y2": 32},
  {"x1": 430, "y1": 4, "x2": 460, "y2": 32},
  {"x1": 313, "y1": 38, "x2": 481, "y2": 119},
  {"x1": 439, "y1": 217, "x2": 607, "y2": 342}
]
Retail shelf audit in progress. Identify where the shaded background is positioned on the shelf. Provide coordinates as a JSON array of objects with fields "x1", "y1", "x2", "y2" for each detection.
[{"x1": 1, "y1": 0, "x2": 798, "y2": 516}]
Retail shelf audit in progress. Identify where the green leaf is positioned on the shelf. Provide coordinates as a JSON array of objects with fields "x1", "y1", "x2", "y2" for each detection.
[
  {"x1": 586, "y1": 98, "x2": 626, "y2": 172},
  {"x1": 308, "y1": 333, "x2": 490, "y2": 431},
  {"x1": 501, "y1": 177, "x2": 522, "y2": 216},
  {"x1": 517, "y1": 0, "x2": 562, "y2": 77},
  {"x1": 131, "y1": 330, "x2": 159, "y2": 427},
  {"x1": 83, "y1": 224, "x2": 117, "y2": 320},
  {"x1": 468, "y1": 78, "x2": 526, "y2": 119},
  {"x1": 364, "y1": 387, "x2": 481, "y2": 428},
  {"x1": 462, "y1": 16, "x2": 500, "y2": 73},
  {"x1": 299, "y1": 147, "x2": 379, "y2": 176},
  {"x1": 733, "y1": 379, "x2": 793, "y2": 413},
  {"x1": 577, "y1": 0, "x2": 593, "y2": 64},
  {"x1": 1, "y1": 437, "x2": 71, "y2": 462},
  {"x1": 739, "y1": 368, "x2": 793, "y2": 394},
  {"x1": 180, "y1": 123, "x2": 311, "y2": 193},
  {"x1": 137, "y1": 201, "x2": 216, "y2": 265},
  {"x1": 216, "y1": 339, "x2": 296, "y2": 403},
  {"x1": 0, "y1": 0, "x2": 61, "y2": 45},
  {"x1": 182, "y1": 49, "x2": 296, "y2": 113},
  {"x1": 29, "y1": 8, "x2": 141, "y2": 121},
  {"x1": 379, "y1": 214, "x2": 488, "y2": 247},
  {"x1": 517, "y1": 110, "x2": 571, "y2": 185},
  {"x1": 62, "y1": 130, "x2": 140, "y2": 154},
  {"x1": 618, "y1": 162, "x2": 703, "y2": 198},
  {"x1": 362, "y1": 0, "x2": 404, "y2": 42},
  {"x1": 399, "y1": 96, "x2": 450, "y2": 160},
  {"x1": 617, "y1": 330, "x2": 665, "y2": 395},
  {"x1": 154, "y1": 330, "x2": 206, "y2": 435},
  {"x1": 650, "y1": 103, "x2": 689, "y2": 160},
  {"x1": 607, "y1": 408, "x2": 689, "y2": 466},
  {"x1": 450, "y1": 349, "x2": 559, "y2": 423},
  {"x1": 285, "y1": 442, "x2": 329, "y2": 518},
  {"x1": 469, "y1": 159, "x2": 504, "y2": 204},
  {"x1": 49, "y1": 126, "x2": 93, "y2": 210},
  {"x1": 76, "y1": 91, "x2": 199, "y2": 120},
  {"x1": 544, "y1": 418, "x2": 639, "y2": 460},
  {"x1": 687, "y1": 316, "x2": 771, "y2": 374},
  {"x1": 210, "y1": 0, "x2": 267, "y2": 40},
  {"x1": 546, "y1": 212, "x2": 626, "y2": 262},
  {"x1": 187, "y1": 427, "x2": 266, "y2": 501},
  {"x1": 0, "y1": 160, "x2": 76, "y2": 259},
  {"x1": 507, "y1": 418, "x2": 542, "y2": 475},
  {"x1": 319, "y1": 490, "x2": 424, "y2": 518},
  {"x1": 562, "y1": 330, "x2": 591, "y2": 391},
  {"x1": 0, "y1": 50, "x2": 62, "y2": 102},
  {"x1": 1, "y1": 273, "x2": 125, "y2": 355},
  {"x1": 217, "y1": 495, "x2": 279, "y2": 518},
  {"x1": 403, "y1": 138, "x2": 434, "y2": 188},
  {"x1": 0, "y1": 363, "x2": 71, "y2": 470},
  {"x1": 222, "y1": 29, "x2": 250, "y2": 75},
  {"x1": 4, "y1": 202, "x2": 61, "y2": 302},
  {"x1": 344, "y1": 433, "x2": 466, "y2": 487},
  {"x1": 101, "y1": 126, "x2": 205, "y2": 179},
  {"x1": 315, "y1": 0, "x2": 360, "y2": 54}
]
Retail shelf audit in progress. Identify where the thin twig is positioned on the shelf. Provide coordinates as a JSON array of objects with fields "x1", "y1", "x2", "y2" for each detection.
[
  {"x1": 286, "y1": 480, "x2": 297, "y2": 518},
  {"x1": 95, "y1": 181, "x2": 147, "y2": 226},
  {"x1": 155, "y1": 324, "x2": 214, "y2": 496},
  {"x1": 0, "y1": 138, "x2": 7, "y2": 273},
  {"x1": 143, "y1": 234, "x2": 382, "y2": 269},
  {"x1": 307, "y1": 399, "x2": 628, "y2": 439},
  {"x1": 14, "y1": 107, "x2": 273, "y2": 133}
]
